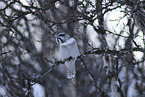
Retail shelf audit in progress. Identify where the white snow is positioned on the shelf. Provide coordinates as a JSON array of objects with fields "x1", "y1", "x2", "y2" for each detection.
[{"x1": 32, "y1": 83, "x2": 45, "y2": 97}]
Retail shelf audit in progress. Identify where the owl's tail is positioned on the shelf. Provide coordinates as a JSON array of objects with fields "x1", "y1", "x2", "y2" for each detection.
[{"x1": 65, "y1": 60, "x2": 76, "y2": 79}]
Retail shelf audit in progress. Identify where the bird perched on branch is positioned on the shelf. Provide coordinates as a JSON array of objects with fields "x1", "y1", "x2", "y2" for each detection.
[{"x1": 56, "y1": 32, "x2": 80, "y2": 79}]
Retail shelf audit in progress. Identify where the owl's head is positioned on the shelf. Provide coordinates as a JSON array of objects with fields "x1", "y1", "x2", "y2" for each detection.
[{"x1": 56, "y1": 32, "x2": 70, "y2": 44}]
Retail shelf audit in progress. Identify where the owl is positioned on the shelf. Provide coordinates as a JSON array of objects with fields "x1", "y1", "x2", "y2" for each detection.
[{"x1": 56, "y1": 33, "x2": 80, "y2": 79}]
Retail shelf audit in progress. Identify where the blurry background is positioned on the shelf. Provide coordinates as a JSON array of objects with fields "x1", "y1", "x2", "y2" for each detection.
[{"x1": 0, "y1": 0, "x2": 145, "y2": 97}]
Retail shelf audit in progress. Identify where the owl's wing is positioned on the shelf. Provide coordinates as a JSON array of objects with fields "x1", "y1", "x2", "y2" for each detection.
[
  {"x1": 67, "y1": 38, "x2": 80, "y2": 59},
  {"x1": 60, "y1": 42, "x2": 70, "y2": 60}
]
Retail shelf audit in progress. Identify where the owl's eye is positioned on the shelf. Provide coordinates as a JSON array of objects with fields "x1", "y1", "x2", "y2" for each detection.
[
  {"x1": 57, "y1": 37, "x2": 64, "y2": 43},
  {"x1": 56, "y1": 33, "x2": 66, "y2": 43},
  {"x1": 58, "y1": 33, "x2": 66, "y2": 37}
]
